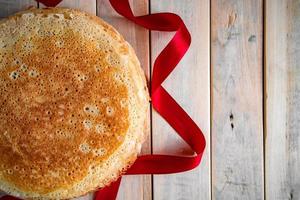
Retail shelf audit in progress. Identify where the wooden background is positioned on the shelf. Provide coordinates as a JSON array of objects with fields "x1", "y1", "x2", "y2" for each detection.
[{"x1": 0, "y1": 0, "x2": 299, "y2": 199}]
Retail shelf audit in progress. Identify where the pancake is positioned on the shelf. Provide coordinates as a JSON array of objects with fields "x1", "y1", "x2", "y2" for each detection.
[{"x1": 0, "y1": 8, "x2": 149, "y2": 199}]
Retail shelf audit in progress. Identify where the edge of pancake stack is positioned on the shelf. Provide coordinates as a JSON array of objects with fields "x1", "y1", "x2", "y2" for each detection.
[{"x1": 0, "y1": 8, "x2": 149, "y2": 199}]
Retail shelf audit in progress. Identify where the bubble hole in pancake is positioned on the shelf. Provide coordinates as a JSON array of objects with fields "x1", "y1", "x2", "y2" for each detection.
[{"x1": 0, "y1": 8, "x2": 149, "y2": 199}]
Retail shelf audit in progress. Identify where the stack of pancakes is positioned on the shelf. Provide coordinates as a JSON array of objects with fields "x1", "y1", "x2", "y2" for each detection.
[{"x1": 0, "y1": 8, "x2": 149, "y2": 199}]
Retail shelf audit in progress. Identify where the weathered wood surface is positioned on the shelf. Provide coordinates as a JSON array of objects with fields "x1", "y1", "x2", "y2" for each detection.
[
  {"x1": 150, "y1": 1, "x2": 210, "y2": 200},
  {"x1": 0, "y1": 0, "x2": 36, "y2": 18},
  {"x1": 211, "y1": 0, "x2": 264, "y2": 199},
  {"x1": 265, "y1": 0, "x2": 300, "y2": 199},
  {"x1": 97, "y1": 1, "x2": 152, "y2": 200},
  {"x1": 40, "y1": 0, "x2": 96, "y2": 14},
  {"x1": 4, "y1": 0, "x2": 300, "y2": 200},
  {"x1": 0, "y1": 0, "x2": 210, "y2": 199}
]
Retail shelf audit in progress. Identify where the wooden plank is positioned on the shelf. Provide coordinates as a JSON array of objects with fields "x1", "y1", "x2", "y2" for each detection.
[
  {"x1": 39, "y1": 0, "x2": 96, "y2": 14},
  {"x1": 0, "y1": 0, "x2": 37, "y2": 198},
  {"x1": 40, "y1": 1, "x2": 96, "y2": 199},
  {"x1": 97, "y1": 1, "x2": 152, "y2": 200},
  {"x1": 211, "y1": 0, "x2": 264, "y2": 199},
  {"x1": 0, "y1": 0, "x2": 37, "y2": 18},
  {"x1": 151, "y1": 1, "x2": 210, "y2": 200},
  {"x1": 265, "y1": 0, "x2": 300, "y2": 199}
]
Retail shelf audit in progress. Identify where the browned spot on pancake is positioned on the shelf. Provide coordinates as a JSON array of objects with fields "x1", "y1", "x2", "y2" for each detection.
[{"x1": 0, "y1": 26, "x2": 129, "y2": 193}]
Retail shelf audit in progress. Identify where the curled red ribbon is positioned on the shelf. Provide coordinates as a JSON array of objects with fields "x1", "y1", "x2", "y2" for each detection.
[
  {"x1": 87, "y1": 0, "x2": 207, "y2": 198},
  {"x1": 1, "y1": 0, "x2": 206, "y2": 200}
]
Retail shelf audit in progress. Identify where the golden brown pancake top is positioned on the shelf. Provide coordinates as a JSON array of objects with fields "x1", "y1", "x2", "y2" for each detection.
[{"x1": 0, "y1": 8, "x2": 145, "y2": 195}]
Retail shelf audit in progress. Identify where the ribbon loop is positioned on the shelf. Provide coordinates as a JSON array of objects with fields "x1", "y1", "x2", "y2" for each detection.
[
  {"x1": 1, "y1": 1, "x2": 206, "y2": 200},
  {"x1": 96, "y1": 1, "x2": 206, "y2": 199}
]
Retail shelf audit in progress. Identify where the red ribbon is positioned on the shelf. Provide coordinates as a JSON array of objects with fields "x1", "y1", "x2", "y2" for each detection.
[{"x1": 1, "y1": 0, "x2": 206, "y2": 200}]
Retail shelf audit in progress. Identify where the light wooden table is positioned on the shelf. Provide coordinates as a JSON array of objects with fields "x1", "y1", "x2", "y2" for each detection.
[{"x1": 0, "y1": 0, "x2": 299, "y2": 199}]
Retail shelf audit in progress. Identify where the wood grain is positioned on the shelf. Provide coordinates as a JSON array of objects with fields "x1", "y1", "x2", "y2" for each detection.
[
  {"x1": 0, "y1": 0, "x2": 37, "y2": 18},
  {"x1": 151, "y1": 1, "x2": 210, "y2": 200},
  {"x1": 265, "y1": 0, "x2": 300, "y2": 199},
  {"x1": 39, "y1": 0, "x2": 96, "y2": 14},
  {"x1": 211, "y1": 0, "x2": 264, "y2": 199},
  {"x1": 97, "y1": 1, "x2": 152, "y2": 200}
]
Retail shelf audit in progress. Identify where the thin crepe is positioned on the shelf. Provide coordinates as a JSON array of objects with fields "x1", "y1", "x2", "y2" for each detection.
[{"x1": 0, "y1": 8, "x2": 149, "y2": 199}]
